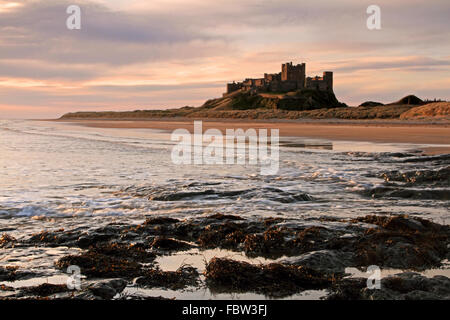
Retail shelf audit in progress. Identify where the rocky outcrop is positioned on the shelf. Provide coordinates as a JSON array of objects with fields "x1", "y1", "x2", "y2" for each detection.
[
  {"x1": 201, "y1": 89, "x2": 346, "y2": 111},
  {"x1": 328, "y1": 272, "x2": 450, "y2": 300},
  {"x1": 359, "y1": 101, "x2": 384, "y2": 107},
  {"x1": 87, "y1": 279, "x2": 127, "y2": 299}
]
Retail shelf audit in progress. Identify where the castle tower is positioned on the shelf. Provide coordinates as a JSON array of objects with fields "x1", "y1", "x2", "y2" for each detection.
[
  {"x1": 281, "y1": 62, "x2": 305, "y2": 89},
  {"x1": 323, "y1": 71, "x2": 333, "y2": 92}
]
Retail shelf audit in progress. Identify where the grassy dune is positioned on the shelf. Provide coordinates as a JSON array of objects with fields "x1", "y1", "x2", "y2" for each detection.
[
  {"x1": 400, "y1": 102, "x2": 450, "y2": 121},
  {"x1": 60, "y1": 104, "x2": 416, "y2": 120},
  {"x1": 59, "y1": 92, "x2": 448, "y2": 121}
]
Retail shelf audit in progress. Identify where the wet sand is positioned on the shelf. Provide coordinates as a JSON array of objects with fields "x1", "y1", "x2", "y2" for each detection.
[{"x1": 58, "y1": 119, "x2": 450, "y2": 154}]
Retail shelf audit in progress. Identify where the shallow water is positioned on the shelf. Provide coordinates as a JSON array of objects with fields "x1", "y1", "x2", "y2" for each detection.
[{"x1": 0, "y1": 119, "x2": 449, "y2": 299}]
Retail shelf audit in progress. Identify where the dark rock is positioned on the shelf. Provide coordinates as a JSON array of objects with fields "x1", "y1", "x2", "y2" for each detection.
[
  {"x1": 0, "y1": 284, "x2": 15, "y2": 292},
  {"x1": 20, "y1": 283, "x2": 70, "y2": 297},
  {"x1": 362, "y1": 273, "x2": 450, "y2": 300},
  {"x1": 326, "y1": 278, "x2": 367, "y2": 300},
  {"x1": 381, "y1": 166, "x2": 450, "y2": 186},
  {"x1": 118, "y1": 294, "x2": 174, "y2": 300},
  {"x1": 244, "y1": 226, "x2": 338, "y2": 259},
  {"x1": 205, "y1": 257, "x2": 334, "y2": 297},
  {"x1": 206, "y1": 213, "x2": 245, "y2": 221},
  {"x1": 56, "y1": 251, "x2": 142, "y2": 278},
  {"x1": 26, "y1": 228, "x2": 83, "y2": 247},
  {"x1": 352, "y1": 215, "x2": 433, "y2": 233},
  {"x1": 0, "y1": 234, "x2": 16, "y2": 248},
  {"x1": 197, "y1": 222, "x2": 246, "y2": 250},
  {"x1": 326, "y1": 272, "x2": 450, "y2": 300},
  {"x1": 88, "y1": 279, "x2": 127, "y2": 299},
  {"x1": 143, "y1": 217, "x2": 180, "y2": 225},
  {"x1": 149, "y1": 190, "x2": 216, "y2": 201},
  {"x1": 0, "y1": 266, "x2": 36, "y2": 281},
  {"x1": 89, "y1": 242, "x2": 156, "y2": 262},
  {"x1": 77, "y1": 233, "x2": 116, "y2": 249},
  {"x1": 334, "y1": 215, "x2": 450, "y2": 270},
  {"x1": 134, "y1": 265, "x2": 199, "y2": 290},
  {"x1": 363, "y1": 186, "x2": 450, "y2": 200},
  {"x1": 280, "y1": 250, "x2": 355, "y2": 274},
  {"x1": 150, "y1": 237, "x2": 192, "y2": 251}
]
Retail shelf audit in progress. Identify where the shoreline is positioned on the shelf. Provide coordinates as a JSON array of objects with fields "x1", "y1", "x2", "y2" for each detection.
[
  {"x1": 51, "y1": 117, "x2": 450, "y2": 126},
  {"x1": 54, "y1": 119, "x2": 450, "y2": 155}
]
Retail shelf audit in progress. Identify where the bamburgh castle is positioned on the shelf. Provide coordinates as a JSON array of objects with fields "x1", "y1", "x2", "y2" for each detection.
[{"x1": 225, "y1": 62, "x2": 333, "y2": 96}]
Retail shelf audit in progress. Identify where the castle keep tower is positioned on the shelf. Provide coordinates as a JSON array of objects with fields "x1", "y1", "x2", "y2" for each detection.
[
  {"x1": 281, "y1": 62, "x2": 306, "y2": 89},
  {"x1": 323, "y1": 71, "x2": 333, "y2": 92}
]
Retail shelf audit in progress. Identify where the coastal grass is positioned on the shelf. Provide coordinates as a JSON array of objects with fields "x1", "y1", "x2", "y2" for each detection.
[{"x1": 60, "y1": 104, "x2": 415, "y2": 121}]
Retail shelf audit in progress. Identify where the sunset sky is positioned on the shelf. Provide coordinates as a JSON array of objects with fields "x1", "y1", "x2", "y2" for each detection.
[{"x1": 0, "y1": 0, "x2": 449, "y2": 118}]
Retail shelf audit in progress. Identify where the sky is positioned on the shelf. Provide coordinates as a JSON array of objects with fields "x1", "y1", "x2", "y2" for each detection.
[{"x1": 0, "y1": 0, "x2": 449, "y2": 118}]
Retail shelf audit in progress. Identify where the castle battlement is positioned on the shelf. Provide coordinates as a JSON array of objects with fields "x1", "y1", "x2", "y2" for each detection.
[{"x1": 224, "y1": 62, "x2": 333, "y2": 96}]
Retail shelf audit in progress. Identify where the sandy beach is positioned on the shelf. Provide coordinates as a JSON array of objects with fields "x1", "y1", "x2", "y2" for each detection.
[{"x1": 58, "y1": 119, "x2": 450, "y2": 154}]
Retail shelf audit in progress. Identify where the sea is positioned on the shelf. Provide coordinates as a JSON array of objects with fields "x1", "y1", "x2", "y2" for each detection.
[{"x1": 0, "y1": 119, "x2": 449, "y2": 299}]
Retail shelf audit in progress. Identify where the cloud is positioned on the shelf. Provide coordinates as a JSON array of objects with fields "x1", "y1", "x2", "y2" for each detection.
[
  {"x1": 0, "y1": 0, "x2": 230, "y2": 66},
  {"x1": 0, "y1": 0, "x2": 449, "y2": 117},
  {"x1": 332, "y1": 56, "x2": 450, "y2": 73}
]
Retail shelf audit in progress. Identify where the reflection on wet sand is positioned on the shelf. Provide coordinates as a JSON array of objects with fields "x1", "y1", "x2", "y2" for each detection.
[{"x1": 280, "y1": 140, "x2": 333, "y2": 151}]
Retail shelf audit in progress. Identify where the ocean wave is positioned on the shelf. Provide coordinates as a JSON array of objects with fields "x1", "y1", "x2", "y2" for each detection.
[
  {"x1": 119, "y1": 183, "x2": 313, "y2": 203},
  {"x1": 380, "y1": 166, "x2": 450, "y2": 186},
  {"x1": 361, "y1": 186, "x2": 450, "y2": 200}
]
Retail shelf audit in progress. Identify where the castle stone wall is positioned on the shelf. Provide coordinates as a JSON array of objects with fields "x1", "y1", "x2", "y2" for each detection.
[
  {"x1": 225, "y1": 62, "x2": 332, "y2": 95},
  {"x1": 305, "y1": 72, "x2": 333, "y2": 92}
]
